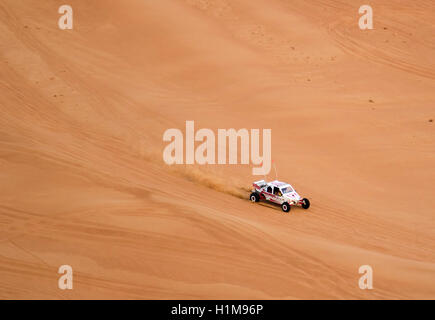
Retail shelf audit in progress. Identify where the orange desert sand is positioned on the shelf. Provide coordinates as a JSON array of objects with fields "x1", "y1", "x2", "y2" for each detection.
[{"x1": 0, "y1": 0, "x2": 434, "y2": 299}]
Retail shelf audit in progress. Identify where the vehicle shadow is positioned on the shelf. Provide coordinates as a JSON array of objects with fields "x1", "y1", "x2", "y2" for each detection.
[
  {"x1": 257, "y1": 202, "x2": 282, "y2": 212},
  {"x1": 249, "y1": 200, "x2": 306, "y2": 213}
]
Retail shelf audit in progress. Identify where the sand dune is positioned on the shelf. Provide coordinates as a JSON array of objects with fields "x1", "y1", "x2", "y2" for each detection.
[{"x1": 0, "y1": 0, "x2": 434, "y2": 299}]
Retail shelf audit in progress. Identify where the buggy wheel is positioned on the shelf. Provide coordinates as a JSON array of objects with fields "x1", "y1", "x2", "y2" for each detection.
[
  {"x1": 281, "y1": 202, "x2": 291, "y2": 212},
  {"x1": 250, "y1": 193, "x2": 260, "y2": 203},
  {"x1": 301, "y1": 198, "x2": 310, "y2": 209}
]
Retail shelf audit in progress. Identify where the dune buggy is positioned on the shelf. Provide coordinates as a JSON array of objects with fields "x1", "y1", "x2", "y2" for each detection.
[{"x1": 250, "y1": 180, "x2": 310, "y2": 212}]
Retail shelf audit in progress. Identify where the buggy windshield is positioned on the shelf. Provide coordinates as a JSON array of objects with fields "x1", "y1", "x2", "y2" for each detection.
[{"x1": 281, "y1": 186, "x2": 294, "y2": 194}]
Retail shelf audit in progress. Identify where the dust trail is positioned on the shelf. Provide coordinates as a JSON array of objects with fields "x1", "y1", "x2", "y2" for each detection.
[
  {"x1": 130, "y1": 137, "x2": 252, "y2": 199},
  {"x1": 170, "y1": 165, "x2": 251, "y2": 200},
  {"x1": 131, "y1": 133, "x2": 274, "y2": 201}
]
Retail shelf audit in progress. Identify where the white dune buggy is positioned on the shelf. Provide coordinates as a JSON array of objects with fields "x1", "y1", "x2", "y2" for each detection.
[{"x1": 250, "y1": 180, "x2": 310, "y2": 212}]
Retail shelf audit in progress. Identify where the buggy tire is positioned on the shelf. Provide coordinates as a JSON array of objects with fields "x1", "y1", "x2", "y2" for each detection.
[
  {"x1": 250, "y1": 192, "x2": 260, "y2": 203},
  {"x1": 301, "y1": 198, "x2": 310, "y2": 209},
  {"x1": 281, "y1": 202, "x2": 291, "y2": 212}
]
